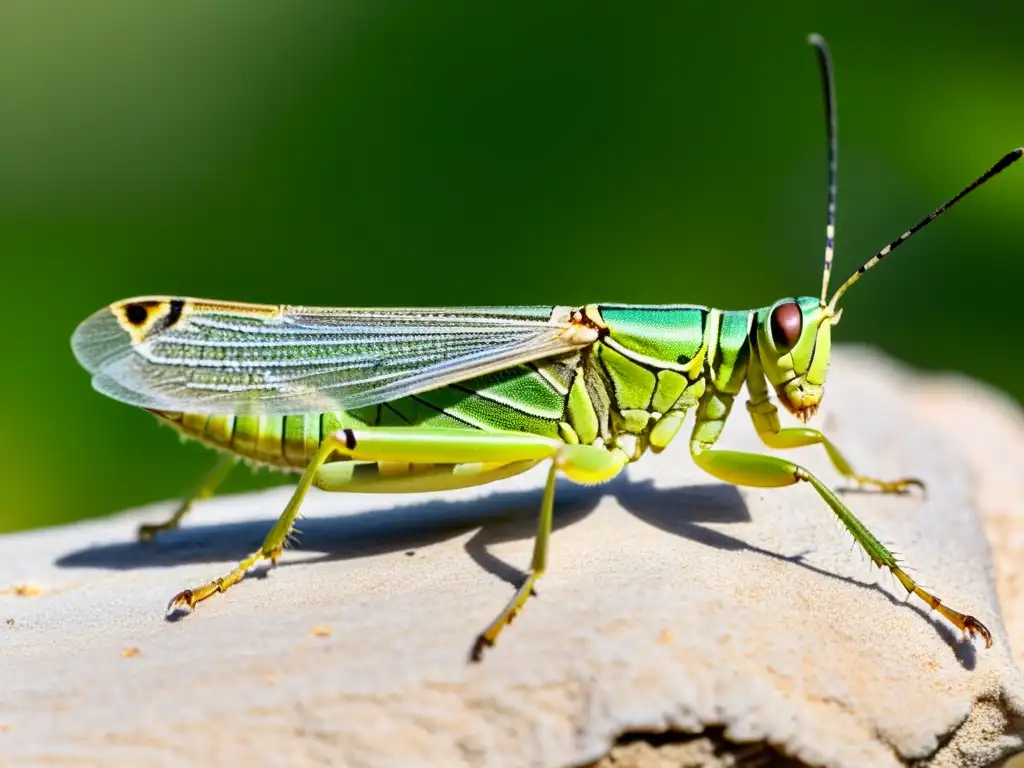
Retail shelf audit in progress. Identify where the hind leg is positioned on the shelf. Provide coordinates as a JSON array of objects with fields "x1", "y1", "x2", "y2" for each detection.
[
  {"x1": 166, "y1": 427, "x2": 625, "y2": 660},
  {"x1": 166, "y1": 429, "x2": 551, "y2": 611},
  {"x1": 138, "y1": 454, "x2": 237, "y2": 542}
]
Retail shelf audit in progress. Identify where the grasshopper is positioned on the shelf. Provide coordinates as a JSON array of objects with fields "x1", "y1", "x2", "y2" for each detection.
[{"x1": 72, "y1": 36, "x2": 1018, "y2": 659}]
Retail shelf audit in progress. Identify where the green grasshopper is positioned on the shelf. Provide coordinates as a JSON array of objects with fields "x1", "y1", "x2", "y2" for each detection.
[{"x1": 72, "y1": 36, "x2": 1018, "y2": 660}]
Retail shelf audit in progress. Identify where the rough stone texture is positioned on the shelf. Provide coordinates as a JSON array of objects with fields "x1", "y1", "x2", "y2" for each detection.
[{"x1": 2, "y1": 347, "x2": 1023, "y2": 767}]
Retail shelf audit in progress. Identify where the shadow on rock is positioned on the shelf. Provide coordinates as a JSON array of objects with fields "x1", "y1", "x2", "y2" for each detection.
[
  {"x1": 53, "y1": 470, "x2": 975, "y2": 667},
  {"x1": 617, "y1": 478, "x2": 976, "y2": 668}
]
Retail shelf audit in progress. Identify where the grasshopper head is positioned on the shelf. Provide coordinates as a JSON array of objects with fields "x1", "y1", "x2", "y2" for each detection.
[
  {"x1": 755, "y1": 296, "x2": 835, "y2": 422},
  {"x1": 765, "y1": 36, "x2": 1022, "y2": 425}
]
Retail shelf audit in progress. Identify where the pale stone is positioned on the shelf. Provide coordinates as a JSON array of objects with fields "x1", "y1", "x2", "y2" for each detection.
[{"x1": 2, "y1": 347, "x2": 1022, "y2": 767}]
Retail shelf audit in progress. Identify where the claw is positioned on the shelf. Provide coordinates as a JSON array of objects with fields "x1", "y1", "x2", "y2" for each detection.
[
  {"x1": 167, "y1": 589, "x2": 196, "y2": 613},
  {"x1": 963, "y1": 615, "x2": 993, "y2": 649},
  {"x1": 891, "y1": 477, "x2": 926, "y2": 494},
  {"x1": 138, "y1": 524, "x2": 168, "y2": 543},
  {"x1": 858, "y1": 476, "x2": 926, "y2": 494},
  {"x1": 469, "y1": 635, "x2": 492, "y2": 663}
]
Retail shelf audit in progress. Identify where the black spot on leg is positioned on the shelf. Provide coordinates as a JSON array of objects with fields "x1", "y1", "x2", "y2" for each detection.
[{"x1": 343, "y1": 429, "x2": 357, "y2": 451}]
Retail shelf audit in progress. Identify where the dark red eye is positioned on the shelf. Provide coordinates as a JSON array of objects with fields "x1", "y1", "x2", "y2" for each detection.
[{"x1": 770, "y1": 302, "x2": 803, "y2": 350}]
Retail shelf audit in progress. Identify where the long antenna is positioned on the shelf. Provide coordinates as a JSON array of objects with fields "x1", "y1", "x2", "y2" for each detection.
[
  {"x1": 828, "y1": 147, "x2": 1023, "y2": 311},
  {"x1": 808, "y1": 34, "x2": 838, "y2": 306}
]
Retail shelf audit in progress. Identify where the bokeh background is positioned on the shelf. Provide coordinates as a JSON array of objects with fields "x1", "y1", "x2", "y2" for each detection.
[{"x1": 2, "y1": 2, "x2": 1022, "y2": 531}]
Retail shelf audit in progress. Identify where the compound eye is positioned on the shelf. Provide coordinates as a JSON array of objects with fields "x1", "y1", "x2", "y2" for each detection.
[{"x1": 770, "y1": 301, "x2": 803, "y2": 350}]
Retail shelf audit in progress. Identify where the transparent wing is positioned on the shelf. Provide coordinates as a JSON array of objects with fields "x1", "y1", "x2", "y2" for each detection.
[{"x1": 71, "y1": 297, "x2": 591, "y2": 415}]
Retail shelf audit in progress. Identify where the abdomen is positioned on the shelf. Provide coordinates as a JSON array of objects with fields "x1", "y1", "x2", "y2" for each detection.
[{"x1": 151, "y1": 360, "x2": 578, "y2": 470}]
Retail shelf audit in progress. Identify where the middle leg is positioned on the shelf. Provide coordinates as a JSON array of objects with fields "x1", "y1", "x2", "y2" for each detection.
[{"x1": 470, "y1": 441, "x2": 625, "y2": 660}]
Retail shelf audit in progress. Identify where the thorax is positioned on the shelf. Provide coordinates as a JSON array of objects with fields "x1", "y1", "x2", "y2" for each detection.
[{"x1": 571, "y1": 303, "x2": 756, "y2": 462}]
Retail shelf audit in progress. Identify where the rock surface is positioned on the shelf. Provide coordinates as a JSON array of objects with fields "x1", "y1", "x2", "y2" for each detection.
[{"x1": 2, "y1": 347, "x2": 1023, "y2": 768}]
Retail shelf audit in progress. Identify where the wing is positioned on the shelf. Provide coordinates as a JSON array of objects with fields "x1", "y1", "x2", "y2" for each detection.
[{"x1": 71, "y1": 297, "x2": 596, "y2": 415}]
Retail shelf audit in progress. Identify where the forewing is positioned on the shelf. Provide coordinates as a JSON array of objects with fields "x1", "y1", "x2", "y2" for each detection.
[{"x1": 71, "y1": 297, "x2": 590, "y2": 415}]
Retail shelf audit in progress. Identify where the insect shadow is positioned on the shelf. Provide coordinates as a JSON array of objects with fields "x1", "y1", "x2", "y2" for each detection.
[
  {"x1": 54, "y1": 473, "x2": 973, "y2": 668},
  {"x1": 460, "y1": 476, "x2": 973, "y2": 669},
  {"x1": 55, "y1": 476, "x2": 739, "y2": 576}
]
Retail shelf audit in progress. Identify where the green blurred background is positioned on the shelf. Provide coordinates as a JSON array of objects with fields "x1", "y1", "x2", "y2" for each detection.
[{"x1": 2, "y1": 2, "x2": 1022, "y2": 532}]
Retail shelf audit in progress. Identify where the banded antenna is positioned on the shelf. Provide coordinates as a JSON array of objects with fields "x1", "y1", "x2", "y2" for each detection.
[
  {"x1": 827, "y1": 146, "x2": 1022, "y2": 311},
  {"x1": 808, "y1": 34, "x2": 838, "y2": 306},
  {"x1": 805, "y1": 35, "x2": 1024, "y2": 312}
]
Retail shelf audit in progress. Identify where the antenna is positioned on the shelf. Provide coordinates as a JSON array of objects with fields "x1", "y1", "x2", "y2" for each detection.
[
  {"x1": 828, "y1": 147, "x2": 1023, "y2": 311},
  {"x1": 808, "y1": 34, "x2": 838, "y2": 306}
]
